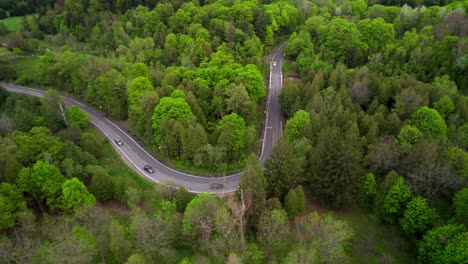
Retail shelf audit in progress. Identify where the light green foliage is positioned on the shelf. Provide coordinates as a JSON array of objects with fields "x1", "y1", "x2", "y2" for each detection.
[
  {"x1": 452, "y1": 188, "x2": 468, "y2": 223},
  {"x1": 244, "y1": 243, "x2": 265, "y2": 263},
  {"x1": 72, "y1": 225, "x2": 98, "y2": 259},
  {"x1": 234, "y1": 64, "x2": 266, "y2": 103},
  {"x1": 15, "y1": 126, "x2": 63, "y2": 164},
  {"x1": 182, "y1": 193, "x2": 233, "y2": 254},
  {"x1": 291, "y1": 212, "x2": 353, "y2": 263},
  {"x1": 154, "y1": 199, "x2": 176, "y2": 223},
  {"x1": 433, "y1": 95, "x2": 454, "y2": 118},
  {"x1": 444, "y1": 232, "x2": 468, "y2": 264},
  {"x1": 57, "y1": 178, "x2": 95, "y2": 211},
  {"x1": 411, "y1": 106, "x2": 447, "y2": 140},
  {"x1": 174, "y1": 186, "x2": 192, "y2": 212},
  {"x1": 257, "y1": 209, "x2": 289, "y2": 249},
  {"x1": 125, "y1": 254, "x2": 146, "y2": 264},
  {"x1": 12, "y1": 48, "x2": 24, "y2": 56},
  {"x1": 170, "y1": 89, "x2": 185, "y2": 99},
  {"x1": 285, "y1": 31, "x2": 311, "y2": 59},
  {"x1": 357, "y1": 18, "x2": 395, "y2": 52},
  {"x1": 152, "y1": 96, "x2": 195, "y2": 144},
  {"x1": 66, "y1": 106, "x2": 90, "y2": 129},
  {"x1": 359, "y1": 173, "x2": 377, "y2": 206},
  {"x1": 400, "y1": 196, "x2": 439, "y2": 238},
  {"x1": 283, "y1": 246, "x2": 319, "y2": 264},
  {"x1": 383, "y1": 177, "x2": 412, "y2": 224},
  {"x1": 17, "y1": 160, "x2": 66, "y2": 209},
  {"x1": 217, "y1": 113, "x2": 246, "y2": 154},
  {"x1": 127, "y1": 76, "x2": 154, "y2": 120},
  {"x1": 285, "y1": 110, "x2": 310, "y2": 142},
  {"x1": 109, "y1": 219, "x2": 132, "y2": 262},
  {"x1": 0, "y1": 183, "x2": 26, "y2": 230},
  {"x1": 398, "y1": 125, "x2": 423, "y2": 150},
  {"x1": 319, "y1": 17, "x2": 368, "y2": 66},
  {"x1": 123, "y1": 62, "x2": 150, "y2": 80},
  {"x1": 193, "y1": 144, "x2": 225, "y2": 169},
  {"x1": 418, "y1": 224, "x2": 467, "y2": 264}
]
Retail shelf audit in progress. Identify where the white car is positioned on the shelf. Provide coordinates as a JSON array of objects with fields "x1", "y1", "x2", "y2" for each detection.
[{"x1": 273, "y1": 61, "x2": 277, "y2": 66}]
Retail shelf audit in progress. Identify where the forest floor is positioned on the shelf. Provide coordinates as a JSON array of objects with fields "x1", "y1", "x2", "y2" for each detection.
[
  {"x1": 300, "y1": 186, "x2": 416, "y2": 264},
  {"x1": 0, "y1": 16, "x2": 25, "y2": 32}
]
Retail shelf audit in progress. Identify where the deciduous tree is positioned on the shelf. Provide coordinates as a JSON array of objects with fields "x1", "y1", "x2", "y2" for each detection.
[
  {"x1": 400, "y1": 196, "x2": 439, "y2": 238},
  {"x1": 382, "y1": 176, "x2": 412, "y2": 224}
]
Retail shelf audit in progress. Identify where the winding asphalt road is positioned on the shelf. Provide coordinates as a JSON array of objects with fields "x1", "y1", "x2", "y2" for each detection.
[{"x1": 1, "y1": 44, "x2": 286, "y2": 193}]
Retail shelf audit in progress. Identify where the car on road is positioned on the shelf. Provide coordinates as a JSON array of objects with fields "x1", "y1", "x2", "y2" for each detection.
[
  {"x1": 273, "y1": 61, "x2": 277, "y2": 66},
  {"x1": 143, "y1": 165, "x2": 154, "y2": 174},
  {"x1": 114, "y1": 139, "x2": 123, "y2": 146},
  {"x1": 210, "y1": 183, "x2": 224, "y2": 190}
]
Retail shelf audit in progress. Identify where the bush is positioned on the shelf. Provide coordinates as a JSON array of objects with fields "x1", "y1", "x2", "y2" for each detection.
[
  {"x1": 0, "y1": 22, "x2": 7, "y2": 35},
  {"x1": 12, "y1": 48, "x2": 24, "y2": 56},
  {"x1": 0, "y1": 65, "x2": 17, "y2": 80},
  {"x1": 16, "y1": 74, "x2": 33, "y2": 85},
  {"x1": 89, "y1": 167, "x2": 114, "y2": 201}
]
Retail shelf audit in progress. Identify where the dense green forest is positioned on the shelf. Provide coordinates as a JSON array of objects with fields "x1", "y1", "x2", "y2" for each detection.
[{"x1": 0, "y1": 0, "x2": 467, "y2": 262}]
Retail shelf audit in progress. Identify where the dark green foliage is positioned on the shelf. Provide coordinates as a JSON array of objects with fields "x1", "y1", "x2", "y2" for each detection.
[
  {"x1": 452, "y1": 187, "x2": 468, "y2": 225},
  {"x1": 89, "y1": 166, "x2": 114, "y2": 201},
  {"x1": 265, "y1": 137, "x2": 301, "y2": 200},
  {"x1": 240, "y1": 155, "x2": 267, "y2": 226},
  {"x1": 310, "y1": 124, "x2": 364, "y2": 207},
  {"x1": 284, "y1": 185, "x2": 306, "y2": 219},
  {"x1": 80, "y1": 132, "x2": 103, "y2": 159},
  {"x1": 3, "y1": 157, "x2": 22, "y2": 183},
  {"x1": 0, "y1": 65, "x2": 17, "y2": 81},
  {"x1": 174, "y1": 186, "x2": 192, "y2": 212}
]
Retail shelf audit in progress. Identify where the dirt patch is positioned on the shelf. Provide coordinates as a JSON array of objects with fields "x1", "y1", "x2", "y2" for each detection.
[
  {"x1": 99, "y1": 199, "x2": 132, "y2": 215},
  {"x1": 353, "y1": 241, "x2": 390, "y2": 264}
]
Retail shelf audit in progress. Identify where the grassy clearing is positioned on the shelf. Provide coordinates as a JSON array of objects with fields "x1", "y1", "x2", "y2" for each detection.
[
  {"x1": 337, "y1": 208, "x2": 416, "y2": 264},
  {"x1": 0, "y1": 16, "x2": 24, "y2": 32},
  {"x1": 83, "y1": 127, "x2": 155, "y2": 191},
  {"x1": 10, "y1": 56, "x2": 40, "y2": 78}
]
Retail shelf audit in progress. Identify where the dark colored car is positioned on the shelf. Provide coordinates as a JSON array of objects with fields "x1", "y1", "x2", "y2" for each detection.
[
  {"x1": 210, "y1": 183, "x2": 224, "y2": 190},
  {"x1": 143, "y1": 165, "x2": 154, "y2": 174},
  {"x1": 114, "y1": 139, "x2": 123, "y2": 146}
]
